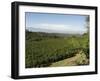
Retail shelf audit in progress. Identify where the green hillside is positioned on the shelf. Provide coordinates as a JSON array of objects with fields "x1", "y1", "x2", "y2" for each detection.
[{"x1": 25, "y1": 30, "x2": 89, "y2": 68}]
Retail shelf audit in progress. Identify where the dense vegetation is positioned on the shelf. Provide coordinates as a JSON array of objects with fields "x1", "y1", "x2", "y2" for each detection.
[{"x1": 25, "y1": 30, "x2": 89, "y2": 68}]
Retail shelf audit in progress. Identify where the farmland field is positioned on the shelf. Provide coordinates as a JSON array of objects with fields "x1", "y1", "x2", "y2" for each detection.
[{"x1": 25, "y1": 30, "x2": 89, "y2": 68}]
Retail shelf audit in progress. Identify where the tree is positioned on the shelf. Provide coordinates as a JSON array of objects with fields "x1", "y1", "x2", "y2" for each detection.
[{"x1": 86, "y1": 16, "x2": 90, "y2": 34}]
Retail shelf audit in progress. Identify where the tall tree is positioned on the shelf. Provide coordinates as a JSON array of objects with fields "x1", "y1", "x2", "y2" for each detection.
[{"x1": 86, "y1": 16, "x2": 90, "y2": 34}]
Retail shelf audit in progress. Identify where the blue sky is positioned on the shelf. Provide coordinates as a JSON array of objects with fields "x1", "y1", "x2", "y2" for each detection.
[{"x1": 25, "y1": 12, "x2": 88, "y2": 34}]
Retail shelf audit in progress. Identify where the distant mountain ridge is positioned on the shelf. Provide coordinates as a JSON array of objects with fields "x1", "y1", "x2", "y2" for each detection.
[
  {"x1": 26, "y1": 27, "x2": 84, "y2": 35},
  {"x1": 26, "y1": 29, "x2": 83, "y2": 38}
]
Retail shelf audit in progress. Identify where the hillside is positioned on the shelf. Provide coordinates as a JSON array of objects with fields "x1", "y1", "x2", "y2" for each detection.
[{"x1": 25, "y1": 30, "x2": 89, "y2": 68}]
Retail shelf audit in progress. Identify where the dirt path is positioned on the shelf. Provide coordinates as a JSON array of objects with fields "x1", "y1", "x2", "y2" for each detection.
[{"x1": 49, "y1": 51, "x2": 89, "y2": 67}]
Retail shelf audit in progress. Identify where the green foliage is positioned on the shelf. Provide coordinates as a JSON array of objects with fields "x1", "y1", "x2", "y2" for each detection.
[
  {"x1": 25, "y1": 31, "x2": 89, "y2": 68},
  {"x1": 75, "y1": 51, "x2": 89, "y2": 65}
]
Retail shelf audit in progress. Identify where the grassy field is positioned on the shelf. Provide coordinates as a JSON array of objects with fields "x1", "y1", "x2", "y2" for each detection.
[{"x1": 25, "y1": 31, "x2": 89, "y2": 68}]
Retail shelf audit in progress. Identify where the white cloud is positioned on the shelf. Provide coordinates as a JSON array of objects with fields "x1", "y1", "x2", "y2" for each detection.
[{"x1": 38, "y1": 23, "x2": 70, "y2": 31}]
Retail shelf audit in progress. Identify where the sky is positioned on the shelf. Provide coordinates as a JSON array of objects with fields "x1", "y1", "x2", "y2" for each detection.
[{"x1": 25, "y1": 12, "x2": 88, "y2": 34}]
